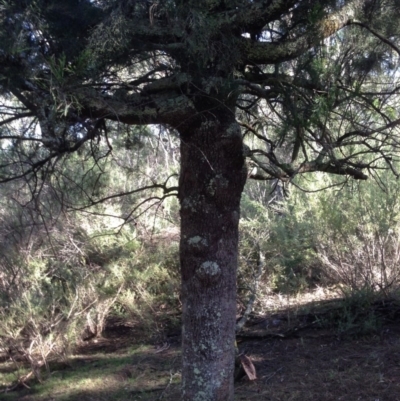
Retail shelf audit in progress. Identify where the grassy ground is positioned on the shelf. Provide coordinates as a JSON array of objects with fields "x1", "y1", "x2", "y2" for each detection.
[
  {"x1": 1, "y1": 343, "x2": 182, "y2": 401},
  {"x1": 2, "y1": 293, "x2": 400, "y2": 401}
]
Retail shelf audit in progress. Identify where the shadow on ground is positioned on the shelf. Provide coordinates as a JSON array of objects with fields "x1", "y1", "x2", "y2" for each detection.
[{"x1": 2, "y1": 297, "x2": 400, "y2": 400}]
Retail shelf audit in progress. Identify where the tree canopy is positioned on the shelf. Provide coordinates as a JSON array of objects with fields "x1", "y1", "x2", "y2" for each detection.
[
  {"x1": 1, "y1": 1, "x2": 400, "y2": 400},
  {"x1": 1, "y1": 0, "x2": 400, "y2": 184},
  {"x1": 1, "y1": 1, "x2": 399, "y2": 184}
]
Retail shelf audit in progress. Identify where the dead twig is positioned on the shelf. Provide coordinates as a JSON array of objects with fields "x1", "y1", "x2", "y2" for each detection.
[{"x1": 158, "y1": 370, "x2": 179, "y2": 400}]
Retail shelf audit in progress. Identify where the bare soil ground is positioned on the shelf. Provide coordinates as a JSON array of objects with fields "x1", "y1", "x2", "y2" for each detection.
[
  {"x1": 235, "y1": 324, "x2": 400, "y2": 401},
  {"x1": 2, "y1": 296, "x2": 400, "y2": 401}
]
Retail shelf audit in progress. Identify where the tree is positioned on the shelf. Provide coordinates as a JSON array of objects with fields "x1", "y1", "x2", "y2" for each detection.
[{"x1": 1, "y1": 1, "x2": 400, "y2": 399}]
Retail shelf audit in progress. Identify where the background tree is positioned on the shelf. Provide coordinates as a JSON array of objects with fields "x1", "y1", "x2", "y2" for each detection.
[{"x1": 1, "y1": 1, "x2": 400, "y2": 400}]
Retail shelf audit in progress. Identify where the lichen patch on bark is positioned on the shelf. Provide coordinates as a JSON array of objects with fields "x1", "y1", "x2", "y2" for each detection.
[
  {"x1": 196, "y1": 261, "x2": 221, "y2": 279},
  {"x1": 188, "y1": 236, "x2": 209, "y2": 249}
]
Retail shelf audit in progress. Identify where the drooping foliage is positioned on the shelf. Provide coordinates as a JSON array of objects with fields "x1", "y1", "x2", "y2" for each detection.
[{"x1": 0, "y1": 1, "x2": 399, "y2": 185}]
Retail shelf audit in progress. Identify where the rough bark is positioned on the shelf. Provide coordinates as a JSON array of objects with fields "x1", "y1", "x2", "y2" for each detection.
[{"x1": 178, "y1": 106, "x2": 247, "y2": 401}]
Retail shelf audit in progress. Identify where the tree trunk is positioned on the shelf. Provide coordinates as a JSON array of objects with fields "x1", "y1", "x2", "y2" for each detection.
[{"x1": 178, "y1": 108, "x2": 247, "y2": 401}]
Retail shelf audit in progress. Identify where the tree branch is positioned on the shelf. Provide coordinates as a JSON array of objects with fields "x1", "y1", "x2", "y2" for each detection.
[
  {"x1": 241, "y1": 0, "x2": 363, "y2": 65},
  {"x1": 349, "y1": 20, "x2": 400, "y2": 57}
]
